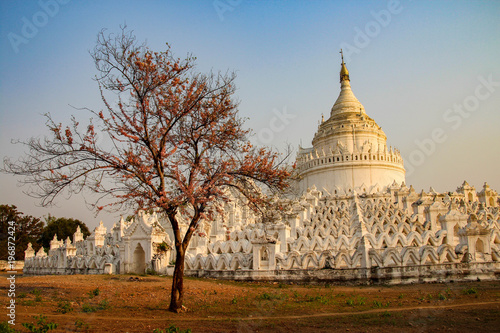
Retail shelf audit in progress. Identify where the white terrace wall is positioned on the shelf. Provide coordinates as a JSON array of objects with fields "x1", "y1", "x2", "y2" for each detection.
[
  {"x1": 183, "y1": 182, "x2": 500, "y2": 284},
  {"x1": 23, "y1": 182, "x2": 500, "y2": 285}
]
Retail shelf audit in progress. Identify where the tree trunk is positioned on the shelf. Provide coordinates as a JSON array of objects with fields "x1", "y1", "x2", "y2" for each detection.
[{"x1": 168, "y1": 245, "x2": 185, "y2": 312}]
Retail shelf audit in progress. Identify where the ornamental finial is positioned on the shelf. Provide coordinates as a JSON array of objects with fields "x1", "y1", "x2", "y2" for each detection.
[{"x1": 339, "y1": 49, "x2": 349, "y2": 82}]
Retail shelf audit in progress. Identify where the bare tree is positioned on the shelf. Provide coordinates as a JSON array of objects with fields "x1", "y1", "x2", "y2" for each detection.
[{"x1": 2, "y1": 28, "x2": 291, "y2": 312}]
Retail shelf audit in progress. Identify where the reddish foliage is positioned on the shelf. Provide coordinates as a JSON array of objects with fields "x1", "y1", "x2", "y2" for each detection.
[{"x1": 3, "y1": 28, "x2": 291, "y2": 312}]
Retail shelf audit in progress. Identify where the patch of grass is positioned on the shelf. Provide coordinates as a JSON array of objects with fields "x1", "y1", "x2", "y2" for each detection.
[
  {"x1": 398, "y1": 293, "x2": 405, "y2": 299},
  {"x1": 20, "y1": 300, "x2": 36, "y2": 306},
  {"x1": 438, "y1": 293, "x2": 447, "y2": 301},
  {"x1": 81, "y1": 303, "x2": 98, "y2": 313},
  {"x1": 34, "y1": 295, "x2": 43, "y2": 302},
  {"x1": 463, "y1": 287, "x2": 477, "y2": 295},
  {"x1": 30, "y1": 289, "x2": 41, "y2": 296},
  {"x1": 153, "y1": 324, "x2": 192, "y2": 333},
  {"x1": 74, "y1": 319, "x2": 91, "y2": 332},
  {"x1": 0, "y1": 321, "x2": 17, "y2": 333},
  {"x1": 22, "y1": 315, "x2": 58, "y2": 333},
  {"x1": 81, "y1": 299, "x2": 109, "y2": 313},
  {"x1": 372, "y1": 300, "x2": 383, "y2": 308},
  {"x1": 98, "y1": 299, "x2": 110, "y2": 310},
  {"x1": 346, "y1": 296, "x2": 366, "y2": 306},
  {"x1": 18, "y1": 292, "x2": 27, "y2": 299},
  {"x1": 306, "y1": 295, "x2": 329, "y2": 304},
  {"x1": 257, "y1": 292, "x2": 287, "y2": 301}
]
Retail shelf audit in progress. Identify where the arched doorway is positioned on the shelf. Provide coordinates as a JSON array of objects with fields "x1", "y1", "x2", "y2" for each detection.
[
  {"x1": 476, "y1": 239, "x2": 484, "y2": 253},
  {"x1": 133, "y1": 243, "x2": 146, "y2": 274}
]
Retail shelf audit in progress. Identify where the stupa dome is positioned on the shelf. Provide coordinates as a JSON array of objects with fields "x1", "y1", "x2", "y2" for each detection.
[{"x1": 296, "y1": 51, "x2": 405, "y2": 193}]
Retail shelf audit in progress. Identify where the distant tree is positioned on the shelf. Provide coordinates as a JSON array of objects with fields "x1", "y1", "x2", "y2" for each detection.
[
  {"x1": 0, "y1": 205, "x2": 44, "y2": 260},
  {"x1": 39, "y1": 214, "x2": 91, "y2": 249},
  {"x1": 2, "y1": 27, "x2": 291, "y2": 312}
]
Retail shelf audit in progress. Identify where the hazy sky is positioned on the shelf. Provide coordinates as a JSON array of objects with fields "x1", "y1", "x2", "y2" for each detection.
[{"x1": 1, "y1": 0, "x2": 499, "y2": 230}]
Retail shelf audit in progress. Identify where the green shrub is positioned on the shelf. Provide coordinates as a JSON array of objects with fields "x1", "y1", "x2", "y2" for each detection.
[
  {"x1": 74, "y1": 319, "x2": 90, "y2": 331},
  {"x1": 257, "y1": 292, "x2": 287, "y2": 301},
  {"x1": 463, "y1": 287, "x2": 477, "y2": 295},
  {"x1": 57, "y1": 301, "x2": 73, "y2": 314},
  {"x1": 81, "y1": 299, "x2": 110, "y2": 313},
  {"x1": 0, "y1": 321, "x2": 17, "y2": 333},
  {"x1": 81, "y1": 303, "x2": 98, "y2": 313},
  {"x1": 98, "y1": 299, "x2": 110, "y2": 310},
  {"x1": 22, "y1": 315, "x2": 58, "y2": 333},
  {"x1": 88, "y1": 288, "x2": 100, "y2": 298},
  {"x1": 346, "y1": 296, "x2": 366, "y2": 306},
  {"x1": 153, "y1": 324, "x2": 192, "y2": 333}
]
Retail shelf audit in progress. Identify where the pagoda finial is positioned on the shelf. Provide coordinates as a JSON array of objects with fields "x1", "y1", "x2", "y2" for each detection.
[{"x1": 339, "y1": 49, "x2": 350, "y2": 83}]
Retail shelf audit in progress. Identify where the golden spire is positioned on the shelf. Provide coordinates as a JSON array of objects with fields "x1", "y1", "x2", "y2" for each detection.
[{"x1": 339, "y1": 49, "x2": 350, "y2": 83}]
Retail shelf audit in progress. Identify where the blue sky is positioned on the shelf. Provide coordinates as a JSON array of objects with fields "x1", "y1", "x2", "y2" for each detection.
[{"x1": 1, "y1": 0, "x2": 499, "y2": 229}]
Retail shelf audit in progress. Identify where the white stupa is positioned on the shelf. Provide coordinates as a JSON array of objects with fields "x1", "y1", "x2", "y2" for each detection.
[{"x1": 296, "y1": 52, "x2": 405, "y2": 194}]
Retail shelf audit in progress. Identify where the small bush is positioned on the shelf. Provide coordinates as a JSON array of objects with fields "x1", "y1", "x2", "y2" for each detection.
[
  {"x1": 463, "y1": 287, "x2": 477, "y2": 295},
  {"x1": 346, "y1": 296, "x2": 366, "y2": 306},
  {"x1": 81, "y1": 304, "x2": 98, "y2": 313},
  {"x1": 153, "y1": 324, "x2": 192, "y2": 333},
  {"x1": 98, "y1": 299, "x2": 110, "y2": 310},
  {"x1": 88, "y1": 288, "x2": 100, "y2": 298},
  {"x1": 0, "y1": 321, "x2": 17, "y2": 333},
  {"x1": 307, "y1": 295, "x2": 329, "y2": 304},
  {"x1": 438, "y1": 293, "x2": 447, "y2": 300},
  {"x1": 81, "y1": 299, "x2": 110, "y2": 313},
  {"x1": 22, "y1": 315, "x2": 58, "y2": 333},
  {"x1": 57, "y1": 301, "x2": 73, "y2": 314},
  {"x1": 372, "y1": 300, "x2": 383, "y2": 308},
  {"x1": 74, "y1": 319, "x2": 90, "y2": 332},
  {"x1": 18, "y1": 292, "x2": 27, "y2": 298}
]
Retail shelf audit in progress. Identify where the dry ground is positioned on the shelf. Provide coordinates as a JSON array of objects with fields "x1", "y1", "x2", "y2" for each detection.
[{"x1": 1, "y1": 272, "x2": 499, "y2": 332}]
